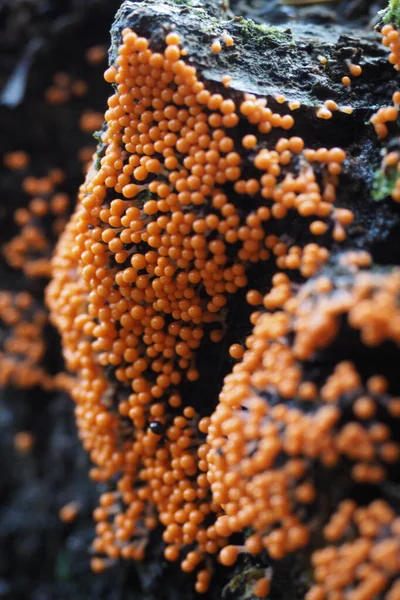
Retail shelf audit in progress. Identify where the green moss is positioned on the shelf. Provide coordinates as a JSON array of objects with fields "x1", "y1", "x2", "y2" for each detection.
[
  {"x1": 93, "y1": 130, "x2": 102, "y2": 144},
  {"x1": 223, "y1": 565, "x2": 271, "y2": 599},
  {"x1": 381, "y1": 0, "x2": 400, "y2": 28},
  {"x1": 235, "y1": 17, "x2": 293, "y2": 46},
  {"x1": 135, "y1": 188, "x2": 153, "y2": 209},
  {"x1": 372, "y1": 164, "x2": 398, "y2": 200}
]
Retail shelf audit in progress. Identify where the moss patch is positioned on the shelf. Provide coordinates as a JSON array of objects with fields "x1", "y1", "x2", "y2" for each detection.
[
  {"x1": 223, "y1": 566, "x2": 269, "y2": 599},
  {"x1": 382, "y1": 0, "x2": 400, "y2": 28},
  {"x1": 234, "y1": 17, "x2": 293, "y2": 46},
  {"x1": 372, "y1": 164, "x2": 398, "y2": 200}
]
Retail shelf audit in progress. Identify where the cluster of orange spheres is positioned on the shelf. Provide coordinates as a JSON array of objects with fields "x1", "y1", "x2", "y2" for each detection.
[
  {"x1": 371, "y1": 24, "x2": 400, "y2": 141},
  {"x1": 207, "y1": 266, "x2": 400, "y2": 593},
  {"x1": 0, "y1": 291, "x2": 51, "y2": 389},
  {"x1": 381, "y1": 23, "x2": 400, "y2": 70},
  {"x1": 2, "y1": 42, "x2": 109, "y2": 281},
  {"x1": 3, "y1": 163, "x2": 70, "y2": 279},
  {"x1": 1, "y1": 39, "x2": 111, "y2": 389},
  {"x1": 373, "y1": 88, "x2": 400, "y2": 203},
  {"x1": 42, "y1": 21, "x2": 400, "y2": 599},
  {"x1": 371, "y1": 89, "x2": 400, "y2": 139},
  {"x1": 308, "y1": 500, "x2": 400, "y2": 600}
]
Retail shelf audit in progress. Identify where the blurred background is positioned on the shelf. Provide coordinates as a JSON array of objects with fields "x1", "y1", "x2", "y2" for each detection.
[{"x1": 0, "y1": 2, "x2": 138, "y2": 598}]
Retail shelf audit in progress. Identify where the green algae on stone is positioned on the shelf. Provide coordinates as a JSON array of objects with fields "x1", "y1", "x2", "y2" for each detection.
[
  {"x1": 372, "y1": 163, "x2": 398, "y2": 200},
  {"x1": 223, "y1": 565, "x2": 270, "y2": 600},
  {"x1": 381, "y1": 0, "x2": 400, "y2": 28},
  {"x1": 233, "y1": 16, "x2": 293, "y2": 46}
]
